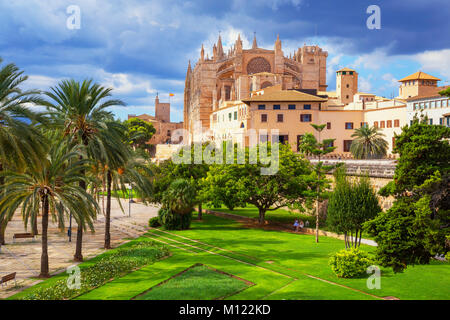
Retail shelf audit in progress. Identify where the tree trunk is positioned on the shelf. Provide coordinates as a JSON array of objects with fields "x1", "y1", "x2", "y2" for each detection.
[
  {"x1": 0, "y1": 221, "x2": 6, "y2": 245},
  {"x1": 32, "y1": 214, "x2": 39, "y2": 236},
  {"x1": 74, "y1": 166, "x2": 86, "y2": 262},
  {"x1": 315, "y1": 194, "x2": 320, "y2": 243},
  {"x1": 39, "y1": 195, "x2": 50, "y2": 278},
  {"x1": 258, "y1": 208, "x2": 266, "y2": 225},
  {"x1": 104, "y1": 170, "x2": 112, "y2": 249},
  {"x1": 74, "y1": 226, "x2": 83, "y2": 262},
  {"x1": 198, "y1": 203, "x2": 203, "y2": 220},
  {"x1": 0, "y1": 163, "x2": 5, "y2": 245}
]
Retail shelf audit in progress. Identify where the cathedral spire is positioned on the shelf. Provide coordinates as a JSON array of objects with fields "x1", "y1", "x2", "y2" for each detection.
[
  {"x1": 252, "y1": 32, "x2": 258, "y2": 49},
  {"x1": 200, "y1": 44, "x2": 204, "y2": 61},
  {"x1": 217, "y1": 33, "x2": 224, "y2": 58},
  {"x1": 275, "y1": 34, "x2": 282, "y2": 55},
  {"x1": 235, "y1": 33, "x2": 243, "y2": 53}
]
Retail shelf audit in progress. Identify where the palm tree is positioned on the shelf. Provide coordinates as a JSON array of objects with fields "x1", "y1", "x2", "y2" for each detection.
[
  {"x1": 0, "y1": 139, "x2": 98, "y2": 277},
  {"x1": 0, "y1": 58, "x2": 45, "y2": 244},
  {"x1": 89, "y1": 120, "x2": 152, "y2": 249},
  {"x1": 350, "y1": 126, "x2": 388, "y2": 159},
  {"x1": 44, "y1": 79, "x2": 125, "y2": 261}
]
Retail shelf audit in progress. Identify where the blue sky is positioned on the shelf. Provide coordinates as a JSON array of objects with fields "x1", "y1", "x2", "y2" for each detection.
[{"x1": 0, "y1": 0, "x2": 449, "y2": 122}]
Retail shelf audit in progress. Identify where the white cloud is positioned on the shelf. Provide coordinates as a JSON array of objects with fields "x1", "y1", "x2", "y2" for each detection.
[{"x1": 411, "y1": 49, "x2": 450, "y2": 81}]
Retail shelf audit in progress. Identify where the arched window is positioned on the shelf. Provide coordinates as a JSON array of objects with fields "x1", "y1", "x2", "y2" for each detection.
[
  {"x1": 261, "y1": 81, "x2": 273, "y2": 89},
  {"x1": 240, "y1": 122, "x2": 245, "y2": 128}
]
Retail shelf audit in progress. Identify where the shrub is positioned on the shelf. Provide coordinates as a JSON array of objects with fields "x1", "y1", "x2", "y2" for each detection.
[
  {"x1": 158, "y1": 207, "x2": 192, "y2": 230},
  {"x1": 149, "y1": 216, "x2": 161, "y2": 228},
  {"x1": 329, "y1": 248, "x2": 374, "y2": 278}
]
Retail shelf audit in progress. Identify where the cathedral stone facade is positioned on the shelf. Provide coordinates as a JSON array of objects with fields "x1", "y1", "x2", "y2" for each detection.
[{"x1": 183, "y1": 34, "x2": 328, "y2": 142}]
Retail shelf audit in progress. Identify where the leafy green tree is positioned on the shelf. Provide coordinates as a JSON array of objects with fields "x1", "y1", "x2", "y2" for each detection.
[
  {"x1": 150, "y1": 143, "x2": 209, "y2": 219},
  {"x1": 298, "y1": 124, "x2": 336, "y2": 242},
  {"x1": 0, "y1": 58, "x2": 46, "y2": 245},
  {"x1": 439, "y1": 86, "x2": 450, "y2": 97},
  {"x1": 327, "y1": 166, "x2": 381, "y2": 248},
  {"x1": 0, "y1": 141, "x2": 98, "y2": 277},
  {"x1": 205, "y1": 143, "x2": 310, "y2": 225},
  {"x1": 367, "y1": 120, "x2": 450, "y2": 272},
  {"x1": 44, "y1": 79, "x2": 125, "y2": 261},
  {"x1": 350, "y1": 126, "x2": 388, "y2": 159},
  {"x1": 201, "y1": 163, "x2": 245, "y2": 210},
  {"x1": 124, "y1": 117, "x2": 156, "y2": 151}
]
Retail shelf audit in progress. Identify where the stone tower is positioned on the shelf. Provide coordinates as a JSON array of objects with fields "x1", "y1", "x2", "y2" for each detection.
[
  {"x1": 336, "y1": 67, "x2": 358, "y2": 105},
  {"x1": 155, "y1": 94, "x2": 170, "y2": 123}
]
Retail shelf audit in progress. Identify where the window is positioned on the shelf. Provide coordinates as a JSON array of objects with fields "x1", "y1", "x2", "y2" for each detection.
[
  {"x1": 342, "y1": 71, "x2": 347, "y2": 75},
  {"x1": 273, "y1": 104, "x2": 281, "y2": 110},
  {"x1": 261, "y1": 114, "x2": 267, "y2": 122},
  {"x1": 414, "y1": 103, "x2": 418, "y2": 110},
  {"x1": 394, "y1": 119, "x2": 400, "y2": 127},
  {"x1": 374, "y1": 121, "x2": 379, "y2": 128},
  {"x1": 346, "y1": 84, "x2": 349, "y2": 88},
  {"x1": 429, "y1": 118, "x2": 433, "y2": 125},
  {"x1": 387, "y1": 120, "x2": 392, "y2": 128},
  {"x1": 234, "y1": 111, "x2": 238, "y2": 120},
  {"x1": 303, "y1": 104, "x2": 311, "y2": 110},
  {"x1": 349, "y1": 71, "x2": 353, "y2": 75},
  {"x1": 380, "y1": 121, "x2": 385, "y2": 128},
  {"x1": 300, "y1": 114, "x2": 312, "y2": 122},
  {"x1": 327, "y1": 122, "x2": 331, "y2": 129},
  {"x1": 343, "y1": 140, "x2": 352, "y2": 152},
  {"x1": 258, "y1": 104, "x2": 266, "y2": 110},
  {"x1": 277, "y1": 114, "x2": 284, "y2": 122},
  {"x1": 229, "y1": 113, "x2": 232, "y2": 121},
  {"x1": 392, "y1": 137, "x2": 396, "y2": 149},
  {"x1": 440, "y1": 118, "x2": 444, "y2": 125},
  {"x1": 346, "y1": 95, "x2": 349, "y2": 99},
  {"x1": 288, "y1": 104, "x2": 296, "y2": 110},
  {"x1": 360, "y1": 122, "x2": 368, "y2": 128},
  {"x1": 345, "y1": 122, "x2": 354, "y2": 130}
]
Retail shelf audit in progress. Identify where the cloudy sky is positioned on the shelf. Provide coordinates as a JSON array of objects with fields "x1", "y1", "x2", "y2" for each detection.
[{"x1": 1, "y1": 0, "x2": 449, "y2": 122}]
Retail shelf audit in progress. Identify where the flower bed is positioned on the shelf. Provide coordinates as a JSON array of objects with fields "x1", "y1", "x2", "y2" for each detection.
[{"x1": 22, "y1": 242, "x2": 169, "y2": 300}]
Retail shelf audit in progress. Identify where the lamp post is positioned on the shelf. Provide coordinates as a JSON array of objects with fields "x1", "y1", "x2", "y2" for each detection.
[{"x1": 68, "y1": 212, "x2": 72, "y2": 242}]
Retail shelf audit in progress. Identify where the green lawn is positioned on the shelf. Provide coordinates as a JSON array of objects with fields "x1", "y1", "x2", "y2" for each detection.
[
  {"x1": 204, "y1": 204, "x2": 318, "y2": 227},
  {"x1": 9, "y1": 213, "x2": 449, "y2": 300},
  {"x1": 135, "y1": 264, "x2": 250, "y2": 300}
]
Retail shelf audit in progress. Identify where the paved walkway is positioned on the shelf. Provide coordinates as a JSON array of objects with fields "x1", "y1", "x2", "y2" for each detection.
[{"x1": 0, "y1": 198, "x2": 159, "y2": 298}]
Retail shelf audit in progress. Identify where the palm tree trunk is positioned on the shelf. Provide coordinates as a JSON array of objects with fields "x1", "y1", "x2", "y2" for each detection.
[
  {"x1": 0, "y1": 220, "x2": 6, "y2": 245},
  {"x1": 0, "y1": 163, "x2": 5, "y2": 245},
  {"x1": 74, "y1": 173, "x2": 85, "y2": 262},
  {"x1": 32, "y1": 214, "x2": 38, "y2": 236},
  {"x1": 39, "y1": 195, "x2": 50, "y2": 278},
  {"x1": 104, "y1": 170, "x2": 112, "y2": 249}
]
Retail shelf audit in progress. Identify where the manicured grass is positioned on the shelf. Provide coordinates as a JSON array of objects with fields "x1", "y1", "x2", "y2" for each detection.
[
  {"x1": 100, "y1": 189, "x2": 140, "y2": 199},
  {"x1": 205, "y1": 204, "x2": 318, "y2": 227},
  {"x1": 135, "y1": 264, "x2": 250, "y2": 300},
  {"x1": 9, "y1": 213, "x2": 449, "y2": 300},
  {"x1": 7, "y1": 238, "x2": 169, "y2": 300}
]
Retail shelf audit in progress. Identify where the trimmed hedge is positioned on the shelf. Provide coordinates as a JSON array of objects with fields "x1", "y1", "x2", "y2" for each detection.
[
  {"x1": 329, "y1": 248, "x2": 374, "y2": 278},
  {"x1": 21, "y1": 241, "x2": 169, "y2": 300},
  {"x1": 158, "y1": 208, "x2": 192, "y2": 230},
  {"x1": 149, "y1": 216, "x2": 161, "y2": 228}
]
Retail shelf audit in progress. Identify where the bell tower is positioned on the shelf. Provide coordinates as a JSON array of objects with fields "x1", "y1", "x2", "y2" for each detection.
[{"x1": 336, "y1": 68, "x2": 358, "y2": 105}]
